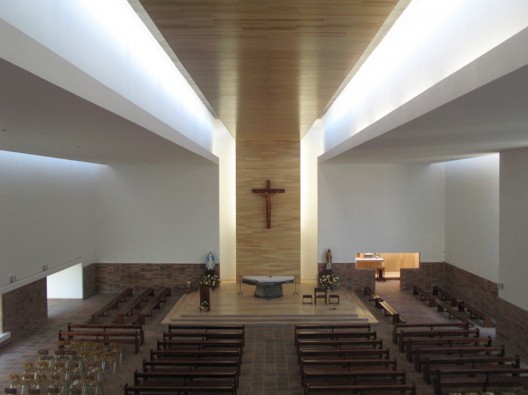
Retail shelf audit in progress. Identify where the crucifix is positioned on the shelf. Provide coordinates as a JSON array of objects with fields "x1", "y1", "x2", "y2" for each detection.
[{"x1": 252, "y1": 180, "x2": 285, "y2": 228}]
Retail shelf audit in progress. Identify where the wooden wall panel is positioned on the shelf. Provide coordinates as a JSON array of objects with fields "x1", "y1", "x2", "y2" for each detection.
[{"x1": 236, "y1": 140, "x2": 300, "y2": 279}]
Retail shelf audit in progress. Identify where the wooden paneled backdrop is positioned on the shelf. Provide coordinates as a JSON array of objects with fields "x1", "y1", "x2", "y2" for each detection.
[{"x1": 236, "y1": 139, "x2": 300, "y2": 279}]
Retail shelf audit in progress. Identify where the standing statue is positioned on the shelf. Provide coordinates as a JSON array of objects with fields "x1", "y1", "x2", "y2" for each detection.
[
  {"x1": 325, "y1": 249, "x2": 333, "y2": 271},
  {"x1": 205, "y1": 251, "x2": 216, "y2": 272}
]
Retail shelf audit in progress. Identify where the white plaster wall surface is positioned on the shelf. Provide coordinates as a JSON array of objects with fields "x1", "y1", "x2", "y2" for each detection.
[
  {"x1": 318, "y1": 163, "x2": 445, "y2": 263},
  {"x1": 499, "y1": 148, "x2": 528, "y2": 310},
  {"x1": 445, "y1": 155, "x2": 500, "y2": 283},
  {"x1": 95, "y1": 163, "x2": 219, "y2": 263},
  {"x1": 0, "y1": 151, "x2": 100, "y2": 288}
]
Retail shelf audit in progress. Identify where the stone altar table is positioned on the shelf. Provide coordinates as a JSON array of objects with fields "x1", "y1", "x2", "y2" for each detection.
[{"x1": 242, "y1": 275, "x2": 295, "y2": 299}]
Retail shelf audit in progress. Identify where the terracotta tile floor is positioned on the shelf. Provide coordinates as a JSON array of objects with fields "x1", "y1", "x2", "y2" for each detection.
[{"x1": 0, "y1": 281, "x2": 504, "y2": 394}]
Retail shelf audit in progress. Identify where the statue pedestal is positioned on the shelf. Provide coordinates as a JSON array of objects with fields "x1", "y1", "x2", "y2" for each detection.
[{"x1": 200, "y1": 285, "x2": 210, "y2": 307}]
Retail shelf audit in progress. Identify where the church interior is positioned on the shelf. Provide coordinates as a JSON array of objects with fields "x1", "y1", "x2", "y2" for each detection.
[{"x1": 1, "y1": 1, "x2": 528, "y2": 394}]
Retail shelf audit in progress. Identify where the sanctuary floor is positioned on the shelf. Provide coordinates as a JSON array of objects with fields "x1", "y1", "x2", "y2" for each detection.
[{"x1": 0, "y1": 281, "x2": 503, "y2": 395}]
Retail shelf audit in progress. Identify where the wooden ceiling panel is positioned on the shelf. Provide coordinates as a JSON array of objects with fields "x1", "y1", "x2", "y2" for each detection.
[{"x1": 139, "y1": 0, "x2": 403, "y2": 139}]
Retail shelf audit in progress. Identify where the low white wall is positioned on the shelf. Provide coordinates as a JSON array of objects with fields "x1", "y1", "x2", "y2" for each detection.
[
  {"x1": 500, "y1": 148, "x2": 528, "y2": 310},
  {"x1": 0, "y1": 151, "x2": 100, "y2": 291},
  {"x1": 47, "y1": 263, "x2": 83, "y2": 299},
  {"x1": 318, "y1": 162, "x2": 445, "y2": 263},
  {"x1": 444, "y1": 155, "x2": 500, "y2": 282},
  {"x1": 95, "y1": 162, "x2": 219, "y2": 263}
]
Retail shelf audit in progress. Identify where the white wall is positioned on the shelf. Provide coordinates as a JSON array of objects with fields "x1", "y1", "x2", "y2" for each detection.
[
  {"x1": 318, "y1": 162, "x2": 445, "y2": 263},
  {"x1": 0, "y1": 151, "x2": 100, "y2": 292},
  {"x1": 499, "y1": 148, "x2": 528, "y2": 310},
  {"x1": 47, "y1": 263, "x2": 83, "y2": 299},
  {"x1": 95, "y1": 162, "x2": 219, "y2": 263},
  {"x1": 444, "y1": 155, "x2": 500, "y2": 282}
]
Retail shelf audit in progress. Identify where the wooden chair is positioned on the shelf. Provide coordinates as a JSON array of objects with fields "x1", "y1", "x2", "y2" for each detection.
[
  {"x1": 314, "y1": 287, "x2": 327, "y2": 304},
  {"x1": 4, "y1": 388, "x2": 17, "y2": 395}
]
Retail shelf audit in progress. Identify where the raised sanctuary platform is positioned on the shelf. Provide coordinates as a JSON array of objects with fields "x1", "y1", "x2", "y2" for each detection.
[{"x1": 163, "y1": 281, "x2": 377, "y2": 326}]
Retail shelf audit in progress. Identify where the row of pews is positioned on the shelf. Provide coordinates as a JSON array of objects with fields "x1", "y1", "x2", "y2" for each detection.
[
  {"x1": 393, "y1": 322, "x2": 528, "y2": 394},
  {"x1": 294, "y1": 323, "x2": 416, "y2": 394},
  {"x1": 124, "y1": 324, "x2": 245, "y2": 394},
  {"x1": 413, "y1": 285, "x2": 494, "y2": 327},
  {"x1": 89, "y1": 287, "x2": 172, "y2": 326}
]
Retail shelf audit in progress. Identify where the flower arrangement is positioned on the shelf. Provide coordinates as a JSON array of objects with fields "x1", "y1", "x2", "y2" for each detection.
[
  {"x1": 319, "y1": 272, "x2": 339, "y2": 290},
  {"x1": 199, "y1": 270, "x2": 219, "y2": 289},
  {"x1": 199, "y1": 299, "x2": 210, "y2": 312}
]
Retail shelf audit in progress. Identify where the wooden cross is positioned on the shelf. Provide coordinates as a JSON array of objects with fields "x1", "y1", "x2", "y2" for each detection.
[{"x1": 252, "y1": 180, "x2": 285, "y2": 228}]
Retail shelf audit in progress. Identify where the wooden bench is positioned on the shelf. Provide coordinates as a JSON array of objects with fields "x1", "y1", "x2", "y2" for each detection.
[
  {"x1": 392, "y1": 322, "x2": 470, "y2": 344},
  {"x1": 168, "y1": 324, "x2": 245, "y2": 333},
  {"x1": 150, "y1": 349, "x2": 242, "y2": 372},
  {"x1": 433, "y1": 367, "x2": 528, "y2": 395},
  {"x1": 305, "y1": 383, "x2": 416, "y2": 394},
  {"x1": 58, "y1": 328, "x2": 140, "y2": 353},
  {"x1": 458, "y1": 301, "x2": 494, "y2": 327},
  {"x1": 363, "y1": 287, "x2": 382, "y2": 302},
  {"x1": 375, "y1": 299, "x2": 404, "y2": 324},
  {"x1": 142, "y1": 358, "x2": 240, "y2": 374},
  {"x1": 133, "y1": 368, "x2": 239, "y2": 388},
  {"x1": 437, "y1": 302, "x2": 471, "y2": 323},
  {"x1": 405, "y1": 336, "x2": 493, "y2": 361},
  {"x1": 301, "y1": 358, "x2": 398, "y2": 386},
  {"x1": 135, "y1": 288, "x2": 171, "y2": 325},
  {"x1": 413, "y1": 345, "x2": 506, "y2": 372},
  {"x1": 422, "y1": 355, "x2": 520, "y2": 384},
  {"x1": 303, "y1": 369, "x2": 407, "y2": 391},
  {"x1": 412, "y1": 285, "x2": 437, "y2": 307},
  {"x1": 113, "y1": 288, "x2": 154, "y2": 324},
  {"x1": 397, "y1": 328, "x2": 480, "y2": 352},
  {"x1": 124, "y1": 383, "x2": 235, "y2": 395},
  {"x1": 67, "y1": 322, "x2": 145, "y2": 345},
  {"x1": 299, "y1": 349, "x2": 390, "y2": 371},
  {"x1": 295, "y1": 323, "x2": 371, "y2": 345},
  {"x1": 90, "y1": 287, "x2": 132, "y2": 324},
  {"x1": 158, "y1": 339, "x2": 244, "y2": 350},
  {"x1": 296, "y1": 330, "x2": 377, "y2": 344},
  {"x1": 297, "y1": 338, "x2": 383, "y2": 351},
  {"x1": 166, "y1": 325, "x2": 245, "y2": 346},
  {"x1": 432, "y1": 286, "x2": 459, "y2": 307}
]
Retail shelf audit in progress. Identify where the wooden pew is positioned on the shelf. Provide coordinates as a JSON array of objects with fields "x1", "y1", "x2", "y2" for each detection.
[
  {"x1": 157, "y1": 339, "x2": 244, "y2": 350},
  {"x1": 67, "y1": 322, "x2": 145, "y2": 345},
  {"x1": 165, "y1": 326, "x2": 245, "y2": 346},
  {"x1": 432, "y1": 286, "x2": 459, "y2": 307},
  {"x1": 299, "y1": 348, "x2": 390, "y2": 372},
  {"x1": 133, "y1": 369, "x2": 239, "y2": 388},
  {"x1": 437, "y1": 302, "x2": 471, "y2": 323},
  {"x1": 458, "y1": 301, "x2": 494, "y2": 327},
  {"x1": 142, "y1": 358, "x2": 241, "y2": 375},
  {"x1": 296, "y1": 338, "x2": 383, "y2": 350},
  {"x1": 413, "y1": 345, "x2": 506, "y2": 372},
  {"x1": 405, "y1": 336, "x2": 493, "y2": 362},
  {"x1": 397, "y1": 328, "x2": 480, "y2": 352},
  {"x1": 113, "y1": 288, "x2": 154, "y2": 324},
  {"x1": 422, "y1": 355, "x2": 520, "y2": 384},
  {"x1": 305, "y1": 382, "x2": 416, "y2": 394},
  {"x1": 363, "y1": 287, "x2": 382, "y2": 302},
  {"x1": 392, "y1": 322, "x2": 470, "y2": 344},
  {"x1": 375, "y1": 299, "x2": 405, "y2": 324},
  {"x1": 150, "y1": 349, "x2": 242, "y2": 373},
  {"x1": 433, "y1": 367, "x2": 528, "y2": 395},
  {"x1": 303, "y1": 369, "x2": 407, "y2": 390},
  {"x1": 90, "y1": 287, "x2": 132, "y2": 324},
  {"x1": 58, "y1": 328, "x2": 140, "y2": 353},
  {"x1": 412, "y1": 285, "x2": 437, "y2": 307},
  {"x1": 124, "y1": 383, "x2": 236, "y2": 394},
  {"x1": 296, "y1": 330, "x2": 377, "y2": 344},
  {"x1": 295, "y1": 323, "x2": 372, "y2": 345},
  {"x1": 301, "y1": 358, "x2": 398, "y2": 386},
  {"x1": 135, "y1": 288, "x2": 171, "y2": 325}
]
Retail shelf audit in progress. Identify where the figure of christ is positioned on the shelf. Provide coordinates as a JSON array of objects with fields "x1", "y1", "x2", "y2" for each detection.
[{"x1": 252, "y1": 180, "x2": 285, "y2": 228}]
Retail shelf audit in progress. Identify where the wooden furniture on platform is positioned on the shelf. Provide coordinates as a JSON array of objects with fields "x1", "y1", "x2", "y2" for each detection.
[
  {"x1": 242, "y1": 275, "x2": 294, "y2": 298},
  {"x1": 313, "y1": 288, "x2": 327, "y2": 304},
  {"x1": 355, "y1": 258, "x2": 385, "y2": 280}
]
